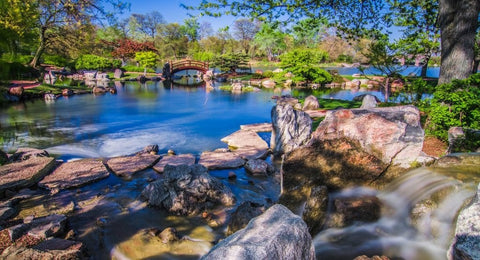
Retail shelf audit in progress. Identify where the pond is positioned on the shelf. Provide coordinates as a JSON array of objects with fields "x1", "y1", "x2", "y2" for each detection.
[{"x1": 1, "y1": 81, "x2": 275, "y2": 160}]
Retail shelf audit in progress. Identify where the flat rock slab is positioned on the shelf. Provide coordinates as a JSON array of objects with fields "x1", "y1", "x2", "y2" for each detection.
[
  {"x1": 153, "y1": 154, "x2": 196, "y2": 173},
  {"x1": 198, "y1": 151, "x2": 245, "y2": 170},
  {"x1": 0, "y1": 157, "x2": 56, "y2": 194},
  {"x1": 221, "y1": 130, "x2": 269, "y2": 160},
  {"x1": 39, "y1": 159, "x2": 109, "y2": 190},
  {"x1": 240, "y1": 123, "x2": 272, "y2": 132},
  {"x1": 107, "y1": 154, "x2": 160, "y2": 178}
]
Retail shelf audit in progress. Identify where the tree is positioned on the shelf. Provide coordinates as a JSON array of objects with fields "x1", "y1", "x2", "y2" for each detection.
[
  {"x1": 189, "y1": 0, "x2": 480, "y2": 83},
  {"x1": 0, "y1": 0, "x2": 37, "y2": 58},
  {"x1": 389, "y1": 0, "x2": 440, "y2": 78},
  {"x1": 181, "y1": 17, "x2": 200, "y2": 42},
  {"x1": 233, "y1": 18, "x2": 260, "y2": 54},
  {"x1": 130, "y1": 11, "x2": 165, "y2": 40},
  {"x1": 291, "y1": 18, "x2": 327, "y2": 48},
  {"x1": 252, "y1": 23, "x2": 287, "y2": 61},
  {"x1": 135, "y1": 51, "x2": 159, "y2": 70},
  {"x1": 438, "y1": 0, "x2": 480, "y2": 84},
  {"x1": 29, "y1": 0, "x2": 128, "y2": 68},
  {"x1": 110, "y1": 39, "x2": 156, "y2": 65},
  {"x1": 156, "y1": 23, "x2": 188, "y2": 59},
  {"x1": 210, "y1": 52, "x2": 249, "y2": 73},
  {"x1": 198, "y1": 21, "x2": 214, "y2": 40}
]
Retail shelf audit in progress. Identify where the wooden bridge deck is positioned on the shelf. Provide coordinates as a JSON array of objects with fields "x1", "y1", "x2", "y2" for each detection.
[{"x1": 169, "y1": 59, "x2": 209, "y2": 74}]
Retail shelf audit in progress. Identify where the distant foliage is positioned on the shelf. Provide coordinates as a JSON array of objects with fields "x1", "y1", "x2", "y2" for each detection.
[
  {"x1": 75, "y1": 55, "x2": 121, "y2": 70},
  {"x1": 279, "y1": 48, "x2": 332, "y2": 84},
  {"x1": 43, "y1": 55, "x2": 71, "y2": 67},
  {"x1": 427, "y1": 74, "x2": 480, "y2": 140},
  {"x1": 192, "y1": 51, "x2": 214, "y2": 62},
  {"x1": 121, "y1": 65, "x2": 155, "y2": 73}
]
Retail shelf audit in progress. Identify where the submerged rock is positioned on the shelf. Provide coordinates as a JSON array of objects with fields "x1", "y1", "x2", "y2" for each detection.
[
  {"x1": 39, "y1": 158, "x2": 109, "y2": 191},
  {"x1": 107, "y1": 154, "x2": 160, "y2": 178},
  {"x1": 153, "y1": 154, "x2": 195, "y2": 173},
  {"x1": 244, "y1": 159, "x2": 274, "y2": 176},
  {"x1": 202, "y1": 204, "x2": 315, "y2": 260},
  {"x1": 271, "y1": 101, "x2": 312, "y2": 155},
  {"x1": 141, "y1": 164, "x2": 235, "y2": 215},
  {"x1": 1, "y1": 238, "x2": 83, "y2": 259}
]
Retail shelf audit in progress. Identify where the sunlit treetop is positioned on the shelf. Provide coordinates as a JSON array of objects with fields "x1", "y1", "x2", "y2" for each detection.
[{"x1": 183, "y1": 0, "x2": 389, "y2": 39}]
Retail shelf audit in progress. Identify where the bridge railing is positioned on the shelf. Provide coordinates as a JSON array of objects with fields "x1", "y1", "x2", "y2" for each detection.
[{"x1": 169, "y1": 59, "x2": 209, "y2": 73}]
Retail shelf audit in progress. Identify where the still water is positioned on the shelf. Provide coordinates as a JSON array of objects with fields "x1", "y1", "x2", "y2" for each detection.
[{"x1": 1, "y1": 81, "x2": 276, "y2": 160}]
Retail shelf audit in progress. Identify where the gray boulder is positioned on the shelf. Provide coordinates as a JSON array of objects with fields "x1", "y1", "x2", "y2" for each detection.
[
  {"x1": 271, "y1": 101, "x2": 313, "y2": 155},
  {"x1": 244, "y1": 159, "x2": 274, "y2": 176},
  {"x1": 226, "y1": 201, "x2": 265, "y2": 235},
  {"x1": 449, "y1": 183, "x2": 480, "y2": 260},
  {"x1": 221, "y1": 129, "x2": 269, "y2": 160},
  {"x1": 114, "y1": 68, "x2": 124, "y2": 79},
  {"x1": 141, "y1": 164, "x2": 235, "y2": 216},
  {"x1": 303, "y1": 95, "x2": 320, "y2": 110},
  {"x1": 359, "y1": 94, "x2": 379, "y2": 108},
  {"x1": 202, "y1": 204, "x2": 315, "y2": 260}
]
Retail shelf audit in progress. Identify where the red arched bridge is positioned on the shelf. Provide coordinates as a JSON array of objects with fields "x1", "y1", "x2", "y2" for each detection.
[{"x1": 169, "y1": 59, "x2": 209, "y2": 74}]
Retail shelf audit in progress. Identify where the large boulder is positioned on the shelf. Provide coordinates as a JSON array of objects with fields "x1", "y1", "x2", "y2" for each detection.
[
  {"x1": 39, "y1": 159, "x2": 109, "y2": 191},
  {"x1": 449, "y1": 183, "x2": 480, "y2": 260},
  {"x1": 312, "y1": 105, "x2": 424, "y2": 167},
  {"x1": 359, "y1": 94, "x2": 379, "y2": 108},
  {"x1": 302, "y1": 186, "x2": 329, "y2": 236},
  {"x1": 202, "y1": 204, "x2": 315, "y2": 260},
  {"x1": 271, "y1": 101, "x2": 313, "y2": 155},
  {"x1": 114, "y1": 68, "x2": 124, "y2": 79},
  {"x1": 141, "y1": 164, "x2": 235, "y2": 216}
]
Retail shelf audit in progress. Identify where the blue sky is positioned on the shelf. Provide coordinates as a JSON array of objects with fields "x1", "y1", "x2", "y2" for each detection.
[{"x1": 123, "y1": 0, "x2": 237, "y2": 32}]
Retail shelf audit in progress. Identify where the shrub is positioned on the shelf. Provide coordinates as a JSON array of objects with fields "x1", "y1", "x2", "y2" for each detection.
[
  {"x1": 0, "y1": 53, "x2": 33, "y2": 64},
  {"x1": 121, "y1": 65, "x2": 155, "y2": 73},
  {"x1": 75, "y1": 55, "x2": 121, "y2": 70},
  {"x1": 0, "y1": 61, "x2": 39, "y2": 80},
  {"x1": 193, "y1": 51, "x2": 214, "y2": 62},
  {"x1": 251, "y1": 73, "x2": 264, "y2": 79},
  {"x1": 43, "y1": 55, "x2": 71, "y2": 67},
  {"x1": 135, "y1": 51, "x2": 159, "y2": 69},
  {"x1": 279, "y1": 48, "x2": 333, "y2": 84},
  {"x1": 263, "y1": 70, "x2": 274, "y2": 78},
  {"x1": 426, "y1": 74, "x2": 480, "y2": 141}
]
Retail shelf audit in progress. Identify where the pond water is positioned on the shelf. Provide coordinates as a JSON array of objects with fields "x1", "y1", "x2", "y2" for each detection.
[{"x1": 1, "y1": 81, "x2": 275, "y2": 160}]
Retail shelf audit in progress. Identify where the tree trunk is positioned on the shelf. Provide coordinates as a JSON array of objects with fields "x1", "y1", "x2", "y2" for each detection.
[
  {"x1": 30, "y1": 27, "x2": 47, "y2": 68},
  {"x1": 438, "y1": 0, "x2": 480, "y2": 84},
  {"x1": 472, "y1": 59, "x2": 480, "y2": 74}
]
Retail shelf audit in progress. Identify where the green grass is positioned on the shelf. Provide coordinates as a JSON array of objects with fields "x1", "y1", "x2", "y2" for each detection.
[{"x1": 25, "y1": 82, "x2": 91, "y2": 95}]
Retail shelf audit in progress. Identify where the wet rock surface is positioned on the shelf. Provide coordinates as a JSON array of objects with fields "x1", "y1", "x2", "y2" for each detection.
[
  {"x1": 107, "y1": 154, "x2": 160, "y2": 178},
  {"x1": 142, "y1": 164, "x2": 236, "y2": 215},
  {"x1": 221, "y1": 129, "x2": 269, "y2": 160},
  {"x1": 449, "y1": 183, "x2": 480, "y2": 260},
  {"x1": 240, "y1": 123, "x2": 272, "y2": 132},
  {"x1": 202, "y1": 204, "x2": 315, "y2": 260},
  {"x1": 39, "y1": 158, "x2": 109, "y2": 191},
  {"x1": 153, "y1": 153, "x2": 195, "y2": 173},
  {"x1": 244, "y1": 159, "x2": 274, "y2": 176}
]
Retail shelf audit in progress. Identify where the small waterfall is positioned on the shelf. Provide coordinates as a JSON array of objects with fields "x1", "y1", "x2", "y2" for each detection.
[{"x1": 313, "y1": 168, "x2": 476, "y2": 260}]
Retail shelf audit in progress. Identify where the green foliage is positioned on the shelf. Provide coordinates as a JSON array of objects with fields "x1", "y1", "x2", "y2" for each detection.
[
  {"x1": 135, "y1": 51, "x2": 159, "y2": 69},
  {"x1": 263, "y1": 70, "x2": 274, "y2": 78},
  {"x1": 192, "y1": 51, "x2": 214, "y2": 62},
  {"x1": 392, "y1": 78, "x2": 435, "y2": 104},
  {"x1": 0, "y1": 54, "x2": 33, "y2": 64},
  {"x1": 426, "y1": 74, "x2": 480, "y2": 141},
  {"x1": 75, "y1": 55, "x2": 121, "y2": 70},
  {"x1": 43, "y1": 55, "x2": 71, "y2": 67},
  {"x1": 121, "y1": 65, "x2": 155, "y2": 73},
  {"x1": 0, "y1": 61, "x2": 39, "y2": 80},
  {"x1": 449, "y1": 129, "x2": 480, "y2": 153},
  {"x1": 252, "y1": 23, "x2": 287, "y2": 61},
  {"x1": 210, "y1": 52, "x2": 249, "y2": 73},
  {"x1": 280, "y1": 49, "x2": 332, "y2": 84},
  {"x1": 251, "y1": 73, "x2": 264, "y2": 79},
  {"x1": 336, "y1": 54, "x2": 353, "y2": 63}
]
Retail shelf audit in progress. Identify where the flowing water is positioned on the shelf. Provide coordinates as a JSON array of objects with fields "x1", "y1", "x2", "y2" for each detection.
[{"x1": 313, "y1": 168, "x2": 478, "y2": 260}]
